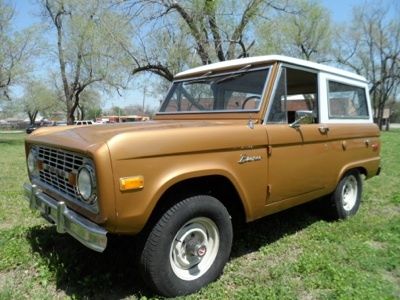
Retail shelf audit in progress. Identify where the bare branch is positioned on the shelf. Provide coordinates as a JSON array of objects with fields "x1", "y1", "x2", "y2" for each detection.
[
  {"x1": 205, "y1": 0, "x2": 225, "y2": 61},
  {"x1": 227, "y1": 0, "x2": 263, "y2": 59},
  {"x1": 132, "y1": 63, "x2": 174, "y2": 81},
  {"x1": 166, "y1": 1, "x2": 211, "y2": 64}
]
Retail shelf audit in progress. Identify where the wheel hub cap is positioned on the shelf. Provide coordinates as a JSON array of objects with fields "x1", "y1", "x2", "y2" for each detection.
[
  {"x1": 170, "y1": 217, "x2": 219, "y2": 281},
  {"x1": 342, "y1": 175, "x2": 358, "y2": 211},
  {"x1": 195, "y1": 244, "x2": 207, "y2": 257},
  {"x1": 185, "y1": 238, "x2": 207, "y2": 257}
]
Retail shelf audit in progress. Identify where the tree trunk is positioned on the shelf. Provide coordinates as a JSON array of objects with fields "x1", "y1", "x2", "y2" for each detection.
[
  {"x1": 377, "y1": 102, "x2": 385, "y2": 131},
  {"x1": 66, "y1": 98, "x2": 74, "y2": 124},
  {"x1": 28, "y1": 110, "x2": 38, "y2": 125},
  {"x1": 385, "y1": 119, "x2": 390, "y2": 131}
]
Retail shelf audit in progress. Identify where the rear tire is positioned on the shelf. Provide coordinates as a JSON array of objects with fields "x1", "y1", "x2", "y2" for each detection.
[
  {"x1": 329, "y1": 170, "x2": 362, "y2": 219},
  {"x1": 139, "y1": 195, "x2": 233, "y2": 297}
]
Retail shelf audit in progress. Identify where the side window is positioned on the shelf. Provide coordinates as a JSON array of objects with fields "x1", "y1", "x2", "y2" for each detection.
[
  {"x1": 267, "y1": 67, "x2": 319, "y2": 124},
  {"x1": 328, "y1": 81, "x2": 369, "y2": 119},
  {"x1": 267, "y1": 68, "x2": 287, "y2": 123}
]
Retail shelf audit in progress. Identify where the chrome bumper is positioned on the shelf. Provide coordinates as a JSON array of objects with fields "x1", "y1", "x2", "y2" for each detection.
[{"x1": 23, "y1": 183, "x2": 107, "y2": 252}]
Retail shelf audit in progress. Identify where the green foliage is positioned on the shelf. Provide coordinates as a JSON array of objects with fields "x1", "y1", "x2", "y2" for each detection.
[
  {"x1": 0, "y1": 131, "x2": 399, "y2": 299},
  {"x1": 41, "y1": 0, "x2": 134, "y2": 122},
  {"x1": 59, "y1": 0, "x2": 132, "y2": 85},
  {"x1": 389, "y1": 101, "x2": 400, "y2": 123},
  {"x1": 334, "y1": 1, "x2": 400, "y2": 129},
  {"x1": 255, "y1": 0, "x2": 332, "y2": 61},
  {"x1": 0, "y1": 1, "x2": 42, "y2": 101},
  {"x1": 76, "y1": 88, "x2": 103, "y2": 120},
  {"x1": 18, "y1": 80, "x2": 60, "y2": 123}
]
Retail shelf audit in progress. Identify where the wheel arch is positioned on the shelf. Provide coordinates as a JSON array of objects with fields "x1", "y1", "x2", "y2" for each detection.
[
  {"x1": 146, "y1": 174, "x2": 248, "y2": 231},
  {"x1": 336, "y1": 163, "x2": 368, "y2": 184}
]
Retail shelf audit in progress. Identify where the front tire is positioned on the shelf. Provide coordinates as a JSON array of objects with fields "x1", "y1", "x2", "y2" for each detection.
[
  {"x1": 330, "y1": 170, "x2": 362, "y2": 219},
  {"x1": 140, "y1": 195, "x2": 233, "y2": 297}
]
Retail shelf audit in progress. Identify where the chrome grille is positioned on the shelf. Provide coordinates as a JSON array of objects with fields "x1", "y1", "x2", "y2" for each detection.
[{"x1": 36, "y1": 146, "x2": 84, "y2": 200}]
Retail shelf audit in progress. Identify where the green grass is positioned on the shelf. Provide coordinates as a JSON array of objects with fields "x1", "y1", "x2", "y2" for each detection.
[{"x1": 0, "y1": 131, "x2": 399, "y2": 299}]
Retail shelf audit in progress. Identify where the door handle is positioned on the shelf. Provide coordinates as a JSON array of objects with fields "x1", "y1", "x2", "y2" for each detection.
[{"x1": 319, "y1": 126, "x2": 330, "y2": 134}]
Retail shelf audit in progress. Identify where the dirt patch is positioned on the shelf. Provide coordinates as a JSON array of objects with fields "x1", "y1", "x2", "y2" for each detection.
[
  {"x1": 0, "y1": 268, "x2": 68, "y2": 299},
  {"x1": 365, "y1": 240, "x2": 386, "y2": 250},
  {"x1": 381, "y1": 270, "x2": 400, "y2": 296}
]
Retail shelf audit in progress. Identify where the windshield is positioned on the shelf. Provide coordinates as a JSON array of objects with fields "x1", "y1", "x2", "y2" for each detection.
[{"x1": 159, "y1": 68, "x2": 270, "y2": 113}]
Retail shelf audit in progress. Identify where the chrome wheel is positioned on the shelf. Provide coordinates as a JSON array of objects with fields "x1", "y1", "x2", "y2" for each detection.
[
  {"x1": 341, "y1": 175, "x2": 358, "y2": 211},
  {"x1": 170, "y1": 217, "x2": 220, "y2": 281}
]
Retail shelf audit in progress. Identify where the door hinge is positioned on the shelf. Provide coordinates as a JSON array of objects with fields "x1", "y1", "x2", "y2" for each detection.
[
  {"x1": 267, "y1": 184, "x2": 272, "y2": 195},
  {"x1": 267, "y1": 145, "x2": 272, "y2": 156}
]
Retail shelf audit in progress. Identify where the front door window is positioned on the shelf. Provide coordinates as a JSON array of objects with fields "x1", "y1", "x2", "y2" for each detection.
[{"x1": 266, "y1": 67, "x2": 319, "y2": 124}]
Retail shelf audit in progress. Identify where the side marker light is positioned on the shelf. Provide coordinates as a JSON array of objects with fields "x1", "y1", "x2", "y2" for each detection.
[{"x1": 119, "y1": 176, "x2": 144, "y2": 191}]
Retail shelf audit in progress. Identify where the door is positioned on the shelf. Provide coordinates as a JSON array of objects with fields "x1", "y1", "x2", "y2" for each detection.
[{"x1": 264, "y1": 66, "x2": 330, "y2": 203}]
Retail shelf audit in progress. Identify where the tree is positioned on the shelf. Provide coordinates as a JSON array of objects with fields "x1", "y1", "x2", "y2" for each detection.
[
  {"x1": 335, "y1": 2, "x2": 400, "y2": 129},
  {"x1": 0, "y1": 98, "x2": 19, "y2": 118},
  {"x1": 0, "y1": 0, "x2": 41, "y2": 101},
  {"x1": 123, "y1": 104, "x2": 157, "y2": 117},
  {"x1": 41, "y1": 0, "x2": 133, "y2": 124},
  {"x1": 109, "y1": 105, "x2": 123, "y2": 116},
  {"x1": 119, "y1": 0, "x2": 290, "y2": 81},
  {"x1": 75, "y1": 88, "x2": 103, "y2": 120},
  {"x1": 19, "y1": 81, "x2": 59, "y2": 124},
  {"x1": 255, "y1": 0, "x2": 332, "y2": 62},
  {"x1": 389, "y1": 100, "x2": 400, "y2": 123}
]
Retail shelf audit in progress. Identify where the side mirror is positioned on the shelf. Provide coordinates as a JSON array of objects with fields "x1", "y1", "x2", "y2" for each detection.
[{"x1": 289, "y1": 111, "x2": 315, "y2": 129}]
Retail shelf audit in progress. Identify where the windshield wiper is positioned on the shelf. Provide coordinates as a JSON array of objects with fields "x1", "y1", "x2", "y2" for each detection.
[
  {"x1": 183, "y1": 79, "x2": 210, "y2": 85},
  {"x1": 214, "y1": 64, "x2": 253, "y2": 84},
  {"x1": 214, "y1": 73, "x2": 244, "y2": 84}
]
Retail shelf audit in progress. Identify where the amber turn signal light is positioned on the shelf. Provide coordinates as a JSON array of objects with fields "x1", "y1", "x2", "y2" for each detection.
[{"x1": 119, "y1": 176, "x2": 144, "y2": 191}]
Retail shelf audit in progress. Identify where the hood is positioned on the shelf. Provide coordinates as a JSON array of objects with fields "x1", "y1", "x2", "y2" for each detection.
[
  {"x1": 27, "y1": 120, "x2": 238, "y2": 144},
  {"x1": 26, "y1": 119, "x2": 266, "y2": 159}
]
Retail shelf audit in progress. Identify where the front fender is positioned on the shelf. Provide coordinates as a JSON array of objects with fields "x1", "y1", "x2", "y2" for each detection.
[{"x1": 111, "y1": 148, "x2": 267, "y2": 234}]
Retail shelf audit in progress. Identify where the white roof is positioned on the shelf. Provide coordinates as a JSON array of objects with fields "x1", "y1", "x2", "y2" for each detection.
[{"x1": 175, "y1": 55, "x2": 366, "y2": 82}]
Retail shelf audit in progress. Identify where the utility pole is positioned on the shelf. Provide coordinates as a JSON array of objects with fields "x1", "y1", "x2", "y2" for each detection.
[{"x1": 142, "y1": 86, "x2": 146, "y2": 114}]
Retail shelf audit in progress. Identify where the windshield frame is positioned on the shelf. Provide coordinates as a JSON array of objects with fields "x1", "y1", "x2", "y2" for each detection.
[{"x1": 157, "y1": 66, "x2": 272, "y2": 115}]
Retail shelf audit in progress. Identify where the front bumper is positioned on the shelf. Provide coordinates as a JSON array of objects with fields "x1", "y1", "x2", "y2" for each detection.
[{"x1": 23, "y1": 183, "x2": 107, "y2": 252}]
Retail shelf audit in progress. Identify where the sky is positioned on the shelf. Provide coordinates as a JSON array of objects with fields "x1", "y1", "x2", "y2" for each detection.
[
  {"x1": 13, "y1": 0, "x2": 37, "y2": 30},
  {"x1": 12, "y1": 0, "x2": 369, "y2": 27},
  {"x1": 14, "y1": 0, "x2": 385, "y2": 33},
  {"x1": 9, "y1": 0, "x2": 397, "y2": 110},
  {"x1": 321, "y1": 0, "x2": 357, "y2": 22}
]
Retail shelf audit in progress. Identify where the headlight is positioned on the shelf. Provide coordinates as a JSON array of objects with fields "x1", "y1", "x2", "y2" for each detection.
[
  {"x1": 27, "y1": 148, "x2": 37, "y2": 174},
  {"x1": 77, "y1": 165, "x2": 96, "y2": 203}
]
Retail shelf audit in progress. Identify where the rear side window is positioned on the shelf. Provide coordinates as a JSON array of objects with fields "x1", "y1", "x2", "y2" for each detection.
[{"x1": 328, "y1": 81, "x2": 369, "y2": 119}]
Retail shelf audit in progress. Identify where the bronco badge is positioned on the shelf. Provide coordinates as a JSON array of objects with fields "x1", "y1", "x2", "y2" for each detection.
[{"x1": 238, "y1": 154, "x2": 262, "y2": 164}]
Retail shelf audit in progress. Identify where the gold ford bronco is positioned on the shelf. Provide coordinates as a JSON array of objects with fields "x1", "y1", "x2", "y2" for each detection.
[{"x1": 24, "y1": 55, "x2": 381, "y2": 296}]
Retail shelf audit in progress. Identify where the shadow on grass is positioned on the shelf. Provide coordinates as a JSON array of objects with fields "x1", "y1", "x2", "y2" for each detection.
[
  {"x1": 230, "y1": 200, "x2": 328, "y2": 258},
  {"x1": 26, "y1": 200, "x2": 328, "y2": 299},
  {"x1": 27, "y1": 228, "x2": 152, "y2": 299},
  {"x1": 0, "y1": 138, "x2": 25, "y2": 146}
]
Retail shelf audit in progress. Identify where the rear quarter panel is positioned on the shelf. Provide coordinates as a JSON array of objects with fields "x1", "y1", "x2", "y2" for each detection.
[{"x1": 324, "y1": 123, "x2": 381, "y2": 184}]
